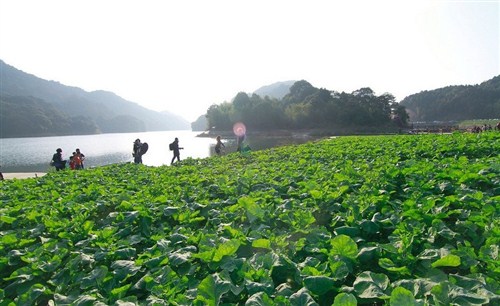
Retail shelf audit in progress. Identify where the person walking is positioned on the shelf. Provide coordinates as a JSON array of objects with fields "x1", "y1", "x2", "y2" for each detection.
[
  {"x1": 236, "y1": 134, "x2": 245, "y2": 152},
  {"x1": 133, "y1": 139, "x2": 143, "y2": 164},
  {"x1": 215, "y1": 135, "x2": 225, "y2": 155},
  {"x1": 51, "y1": 148, "x2": 66, "y2": 171},
  {"x1": 170, "y1": 137, "x2": 183, "y2": 164}
]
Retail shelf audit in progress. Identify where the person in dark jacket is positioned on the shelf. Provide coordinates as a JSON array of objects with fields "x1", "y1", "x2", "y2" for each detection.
[
  {"x1": 51, "y1": 148, "x2": 66, "y2": 171},
  {"x1": 236, "y1": 134, "x2": 245, "y2": 152},
  {"x1": 133, "y1": 139, "x2": 143, "y2": 164},
  {"x1": 170, "y1": 137, "x2": 183, "y2": 165},
  {"x1": 215, "y1": 135, "x2": 225, "y2": 155}
]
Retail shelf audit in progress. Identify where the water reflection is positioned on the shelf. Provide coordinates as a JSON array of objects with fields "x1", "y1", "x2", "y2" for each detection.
[{"x1": 1, "y1": 131, "x2": 212, "y2": 172}]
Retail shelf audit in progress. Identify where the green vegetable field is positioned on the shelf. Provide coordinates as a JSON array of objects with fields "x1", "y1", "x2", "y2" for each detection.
[{"x1": 1, "y1": 132, "x2": 499, "y2": 305}]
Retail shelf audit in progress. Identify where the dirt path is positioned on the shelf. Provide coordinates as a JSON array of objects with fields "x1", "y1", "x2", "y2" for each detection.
[{"x1": 2, "y1": 173, "x2": 47, "y2": 180}]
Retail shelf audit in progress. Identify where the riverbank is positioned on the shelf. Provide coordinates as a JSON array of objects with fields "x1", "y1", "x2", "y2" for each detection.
[
  {"x1": 196, "y1": 126, "x2": 405, "y2": 138},
  {"x1": 2, "y1": 172, "x2": 46, "y2": 180}
]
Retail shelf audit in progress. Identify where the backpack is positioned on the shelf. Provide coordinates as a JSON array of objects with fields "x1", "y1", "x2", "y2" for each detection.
[
  {"x1": 169, "y1": 142, "x2": 174, "y2": 151},
  {"x1": 140, "y1": 142, "x2": 149, "y2": 155}
]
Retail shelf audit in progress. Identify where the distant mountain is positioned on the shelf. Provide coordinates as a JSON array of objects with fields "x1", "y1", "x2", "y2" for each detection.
[
  {"x1": 0, "y1": 60, "x2": 190, "y2": 138},
  {"x1": 400, "y1": 75, "x2": 500, "y2": 122},
  {"x1": 253, "y1": 80, "x2": 296, "y2": 100}
]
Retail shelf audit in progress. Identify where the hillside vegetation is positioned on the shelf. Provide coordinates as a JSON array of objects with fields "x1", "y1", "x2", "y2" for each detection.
[
  {"x1": 0, "y1": 60, "x2": 189, "y2": 138},
  {"x1": 0, "y1": 132, "x2": 499, "y2": 305},
  {"x1": 400, "y1": 75, "x2": 500, "y2": 122}
]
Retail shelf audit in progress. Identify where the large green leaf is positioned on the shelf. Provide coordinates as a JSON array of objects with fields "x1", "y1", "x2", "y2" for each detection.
[
  {"x1": 431, "y1": 254, "x2": 461, "y2": 268},
  {"x1": 15, "y1": 283, "x2": 46, "y2": 306},
  {"x1": 430, "y1": 282, "x2": 451, "y2": 305},
  {"x1": 110, "y1": 260, "x2": 141, "y2": 280},
  {"x1": 238, "y1": 196, "x2": 265, "y2": 223},
  {"x1": 353, "y1": 271, "x2": 390, "y2": 299},
  {"x1": 0, "y1": 215, "x2": 17, "y2": 224},
  {"x1": 303, "y1": 276, "x2": 336, "y2": 295},
  {"x1": 379, "y1": 258, "x2": 410, "y2": 275},
  {"x1": 329, "y1": 261, "x2": 349, "y2": 281},
  {"x1": 213, "y1": 239, "x2": 241, "y2": 262},
  {"x1": 168, "y1": 251, "x2": 192, "y2": 267},
  {"x1": 289, "y1": 288, "x2": 319, "y2": 306},
  {"x1": 195, "y1": 273, "x2": 232, "y2": 306},
  {"x1": 110, "y1": 284, "x2": 131, "y2": 301},
  {"x1": 331, "y1": 235, "x2": 358, "y2": 259},
  {"x1": 80, "y1": 266, "x2": 108, "y2": 289},
  {"x1": 245, "y1": 292, "x2": 275, "y2": 305},
  {"x1": 333, "y1": 293, "x2": 357, "y2": 306},
  {"x1": 252, "y1": 238, "x2": 271, "y2": 250},
  {"x1": 73, "y1": 295, "x2": 98, "y2": 306},
  {"x1": 390, "y1": 287, "x2": 417, "y2": 306}
]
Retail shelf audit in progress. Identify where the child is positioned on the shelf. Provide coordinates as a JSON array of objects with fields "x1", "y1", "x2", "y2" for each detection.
[{"x1": 69, "y1": 155, "x2": 76, "y2": 170}]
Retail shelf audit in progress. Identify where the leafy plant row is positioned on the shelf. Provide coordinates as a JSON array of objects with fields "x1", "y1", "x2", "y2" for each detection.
[{"x1": 0, "y1": 132, "x2": 499, "y2": 305}]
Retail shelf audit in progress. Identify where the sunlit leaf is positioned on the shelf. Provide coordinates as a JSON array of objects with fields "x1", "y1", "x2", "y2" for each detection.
[
  {"x1": 195, "y1": 273, "x2": 231, "y2": 306},
  {"x1": 390, "y1": 287, "x2": 417, "y2": 306},
  {"x1": 431, "y1": 254, "x2": 461, "y2": 268},
  {"x1": 331, "y1": 235, "x2": 358, "y2": 259},
  {"x1": 252, "y1": 239, "x2": 271, "y2": 250},
  {"x1": 333, "y1": 293, "x2": 357, "y2": 306},
  {"x1": 213, "y1": 239, "x2": 240, "y2": 262}
]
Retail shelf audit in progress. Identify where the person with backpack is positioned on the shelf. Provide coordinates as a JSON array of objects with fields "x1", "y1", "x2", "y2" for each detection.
[
  {"x1": 51, "y1": 148, "x2": 66, "y2": 171},
  {"x1": 133, "y1": 139, "x2": 143, "y2": 164},
  {"x1": 170, "y1": 137, "x2": 183, "y2": 165},
  {"x1": 132, "y1": 139, "x2": 149, "y2": 164}
]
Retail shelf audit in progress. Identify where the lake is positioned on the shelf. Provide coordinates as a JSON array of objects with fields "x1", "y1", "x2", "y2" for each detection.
[{"x1": 0, "y1": 130, "x2": 318, "y2": 173}]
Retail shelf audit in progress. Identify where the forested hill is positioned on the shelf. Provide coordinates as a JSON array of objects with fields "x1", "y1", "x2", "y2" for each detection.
[
  {"x1": 400, "y1": 75, "x2": 500, "y2": 122},
  {"x1": 0, "y1": 60, "x2": 190, "y2": 138},
  {"x1": 206, "y1": 80, "x2": 410, "y2": 132}
]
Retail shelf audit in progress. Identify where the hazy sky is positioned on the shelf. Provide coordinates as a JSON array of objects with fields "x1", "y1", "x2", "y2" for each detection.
[{"x1": 1, "y1": 0, "x2": 498, "y2": 121}]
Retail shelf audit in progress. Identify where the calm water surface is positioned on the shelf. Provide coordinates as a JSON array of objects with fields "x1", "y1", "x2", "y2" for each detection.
[
  {"x1": 0, "y1": 131, "x2": 213, "y2": 172},
  {"x1": 0, "y1": 130, "x2": 317, "y2": 172}
]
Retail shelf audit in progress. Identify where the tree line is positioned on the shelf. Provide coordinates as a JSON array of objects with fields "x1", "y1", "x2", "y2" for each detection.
[
  {"x1": 206, "y1": 80, "x2": 408, "y2": 131},
  {"x1": 400, "y1": 75, "x2": 500, "y2": 122}
]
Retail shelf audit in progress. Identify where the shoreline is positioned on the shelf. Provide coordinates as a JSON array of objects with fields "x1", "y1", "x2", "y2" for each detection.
[
  {"x1": 2, "y1": 172, "x2": 47, "y2": 180},
  {"x1": 195, "y1": 127, "x2": 409, "y2": 139},
  {"x1": 196, "y1": 129, "x2": 332, "y2": 139}
]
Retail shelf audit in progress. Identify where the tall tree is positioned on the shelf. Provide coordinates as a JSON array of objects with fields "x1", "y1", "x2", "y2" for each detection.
[
  {"x1": 283, "y1": 80, "x2": 317, "y2": 105},
  {"x1": 206, "y1": 102, "x2": 233, "y2": 130}
]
